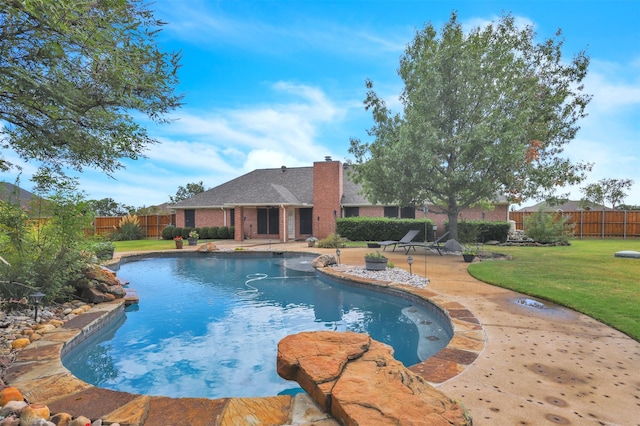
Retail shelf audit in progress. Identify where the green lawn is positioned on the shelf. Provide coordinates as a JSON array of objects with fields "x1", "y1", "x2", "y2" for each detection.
[
  {"x1": 113, "y1": 239, "x2": 178, "y2": 252},
  {"x1": 469, "y1": 239, "x2": 640, "y2": 341}
]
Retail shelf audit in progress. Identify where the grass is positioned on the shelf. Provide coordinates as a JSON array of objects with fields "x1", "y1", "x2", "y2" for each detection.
[
  {"x1": 113, "y1": 239, "x2": 178, "y2": 252},
  {"x1": 469, "y1": 239, "x2": 640, "y2": 341}
]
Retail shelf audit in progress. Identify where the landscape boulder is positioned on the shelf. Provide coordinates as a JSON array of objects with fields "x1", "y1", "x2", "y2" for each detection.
[{"x1": 277, "y1": 331, "x2": 470, "y2": 425}]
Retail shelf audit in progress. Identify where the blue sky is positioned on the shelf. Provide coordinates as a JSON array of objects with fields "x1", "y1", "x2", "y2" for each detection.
[{"x1": 6, "y1": 0, "x2": 640, "y2": 208}]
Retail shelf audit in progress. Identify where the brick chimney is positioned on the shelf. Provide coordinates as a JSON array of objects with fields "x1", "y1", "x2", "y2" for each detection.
[{"x1": 312, "y1": 157, "x2": 342, "y2": 239}]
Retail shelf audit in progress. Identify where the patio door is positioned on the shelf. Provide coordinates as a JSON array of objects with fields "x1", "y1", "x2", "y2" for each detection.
[{"x1": 288, "y1": 208, "x2": 295, "y2": 240}]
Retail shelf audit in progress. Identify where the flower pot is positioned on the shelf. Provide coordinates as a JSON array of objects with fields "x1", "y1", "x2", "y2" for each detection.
[
  {"x1": 365, "y1": 258, "x2": 387, "y2": 271},
  {"x1": 462, "y1": 254, "x2": 475, "y2": 263},
  {"x1": 307, "y1": 241, "x2": 315, "y2": 247},
  {"x1": 188, "y1": 238, "x2": 198, "y2": 246},
  {"x1": 175, "y1": 240, "x2": 183, "y2": 249}
]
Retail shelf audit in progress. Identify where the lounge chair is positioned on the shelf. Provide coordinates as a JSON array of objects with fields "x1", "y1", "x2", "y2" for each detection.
[
  {"x1": 378, "y1": 229, "x2": 420, "y2": 252},
  {"x1": 399, "y1": 231, "x2": 451, "y2": 256}
]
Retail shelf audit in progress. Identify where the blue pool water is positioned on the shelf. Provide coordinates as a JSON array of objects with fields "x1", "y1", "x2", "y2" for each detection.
[{"x1": 63, "y1": 254, "x2": 452, "y2": 399}]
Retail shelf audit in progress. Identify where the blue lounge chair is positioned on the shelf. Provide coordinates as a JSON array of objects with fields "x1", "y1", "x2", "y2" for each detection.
[{"x1": 378, "y1": 229, "x2": 420, "y2": 252}]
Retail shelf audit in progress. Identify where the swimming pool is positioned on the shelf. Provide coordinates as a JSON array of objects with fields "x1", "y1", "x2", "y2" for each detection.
[{"x1": 63, "y1": 253, "x2": 452, "y2": 399}]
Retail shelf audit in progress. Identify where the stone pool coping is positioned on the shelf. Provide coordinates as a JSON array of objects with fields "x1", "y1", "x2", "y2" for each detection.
[{"x1": 5, "y1": 251, "x2": 485, "y2": 424}]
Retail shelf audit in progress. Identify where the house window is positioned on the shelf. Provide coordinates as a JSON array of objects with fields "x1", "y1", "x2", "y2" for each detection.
[
  {"x1": 229, "y1": 208, "x2": 235, "y2": 226},
  {"x1": 344, "y1": 207, "x2": 359, "y2": 217},
  {"x1": 384, "y1": 206, "x2": 398, "y2": 218},
  {"x1": 257, "y1": 207, "x2": 279, "y2": 235},
  {"x1": 299, "y1": 208, "x2": 313, "y2": 234},
  {"x1": 185, "y1": 209, "x2": 195, "y2": 228},
  {"x1": 400, "y1": 207, "x2": 415, "y2": 219}
]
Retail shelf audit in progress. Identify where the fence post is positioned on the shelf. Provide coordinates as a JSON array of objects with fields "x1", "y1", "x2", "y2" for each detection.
[{"x1": 624, "y1": 210, "x2": 627, "y2": 240}]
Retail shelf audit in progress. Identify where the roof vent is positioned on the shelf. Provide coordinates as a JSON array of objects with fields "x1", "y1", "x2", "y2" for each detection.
[
  {"x1": 325, "y1": 156, "x2": 332, "y2": 162},
  {"x1": 281, "y1": 165, "x2": 286, "y2": 172}
]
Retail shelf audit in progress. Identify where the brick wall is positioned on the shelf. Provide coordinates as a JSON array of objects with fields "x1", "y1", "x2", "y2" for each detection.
[{"x1": 312, "y1": 159, "x2": 343, "y2": 239}]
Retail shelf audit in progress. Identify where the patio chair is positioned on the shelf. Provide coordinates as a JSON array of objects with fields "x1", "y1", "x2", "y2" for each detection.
[
  {"x1": 399, "y1": 231, "x2": 451, "y2": 256},
  {"x1": 378, "y1": 229, "x2": 420, "y2": 252}
]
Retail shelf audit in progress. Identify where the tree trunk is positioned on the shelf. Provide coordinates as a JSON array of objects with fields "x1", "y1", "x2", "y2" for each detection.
[{"x1": 448, "y1": 210, "x2": 459, "y2": 242}]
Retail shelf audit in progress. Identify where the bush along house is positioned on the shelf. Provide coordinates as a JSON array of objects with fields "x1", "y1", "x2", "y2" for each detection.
[{"x1": 169, "y1": 157, "x2": 510, "y2": 242}]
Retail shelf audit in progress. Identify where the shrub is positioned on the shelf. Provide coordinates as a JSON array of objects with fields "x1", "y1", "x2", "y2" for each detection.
[
  {"x1": 209, "y1": 227, "x2": 219, "y2": 239},
  {"x1": 171, "y1": 227, "x2": 183, "y2": 239},
  {"x1": 199, "y1": 227, "x2": 210, "y2": 239},
  {"x1": 336, "y1": 217, "x2": 433, "y2": 242},
  {"x1": 445, "y1": 220, "x2": 510, "y2": 243},
  {"x1": 162, "y1": 225, "x2": 175, "y2": 240},
  {"x1": 112, "y1": 214, "x2": 143, "y2": 241},
  {"x1": 181, "y1": 227, "x2": 194, "y2": 239},
  {"x1": 91, "y1": 241, "x2": 115, "y2": 260},
  {"x1": 218, "y1": 226, "x2": 229, "y2": 239},
  {"x1": 317, "y1": 233, "x2": 348, "y2": 248},
  {"x1": 524, "y1": 210, "x2": 574, "y2": 243},
  {"x1": 0, "y1": 190, "x2": 90, "y2": 302}
]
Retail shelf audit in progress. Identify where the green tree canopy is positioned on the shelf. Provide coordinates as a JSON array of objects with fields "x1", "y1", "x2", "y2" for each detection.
[
  {"x1": 581, "y1": 178, "x2": 634, "y2": 210},
  {"x1": 0, "y1": 0, "x2": 182, "y2": 187},
  {"x1": 349, "y1": 12, "x2": 592, "y2": 241},
  {"x1": 169, "y1": 181, "x2": 206, "y2": 204},
  {"x1": 87, "y1": 197, "x2": 134, "y2": 217}
]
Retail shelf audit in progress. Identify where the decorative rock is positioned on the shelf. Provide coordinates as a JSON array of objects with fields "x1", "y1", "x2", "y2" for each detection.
[
  {"x1": 19, "y1": 404, "x2": 50, "y2": 426},
  {"x1": 443, "y1": 239, "x2": 464, "y2": 252},
  {"x1": 0, "y1": 416, "x2": 20, "y2": 426},
  {"x1": 196, "y1": 242, "x2": 218, "y2": 252},
  {"x1": 68, "y1": 416, "x2": 91, "y2": 426},
  {"x1": 311, "y1": 254, "x2": 337, "y2": 268},
  {"x1": 49, "y1": 413, "x2": 72, "y2": 426},
  {"x1": 278, "y1": 331, "x2": 469, "y2": 426},
  {"x1": 34, "y1": 324, "x2": 56, "y2": 334},
  {"x1": 0, "y1": 400, "x2": 28, "y2": 415},
  {"x1": 0, "y1": 386, "x2": 24, "y2": 406},
  {"x1": 29, "y1": 333, "x2": 42, "y2": 342},
  {"x1": 10, "y1": 338, "x2": 30, "y2": 350}
]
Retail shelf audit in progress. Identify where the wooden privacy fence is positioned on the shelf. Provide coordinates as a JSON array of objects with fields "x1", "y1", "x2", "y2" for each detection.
[
  {"x1": 509, "y1": 210, "x2": 640, "y2": 239},
  {"x1": 90, "y1": 214, "x2": 176, "y2": 239}
]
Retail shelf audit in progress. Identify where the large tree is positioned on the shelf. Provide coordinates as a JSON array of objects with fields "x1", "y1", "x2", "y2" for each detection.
[
  {"x1": 581, "y1": 178, "x2": 634, "y2": 210},
  {"x1": 169, "y1": 181, "x2": 206, "y2": 204},
  {"x1": 0, "y1": 0, "x2": 182, "y2": 187},
  {"x1": 349, "y1": 12, "x2": 592, "y2": 241}
]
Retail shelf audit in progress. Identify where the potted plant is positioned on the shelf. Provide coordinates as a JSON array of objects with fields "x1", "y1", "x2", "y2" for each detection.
[
  {"x1": 364, "y1": 251, "x2": 388, "y2": 270},
  {"x1": 306, "y1": 236, "x2": 318, "y2": 247},
  {"x1": 188, "y1": 230, "x2": 199, "y2": 246},
  {"x1": 174, "y1": 235, "x2": 184, "y2": 249},
  {"x1": 462, "y1": 246, "x2": 478, "y2": 263}
]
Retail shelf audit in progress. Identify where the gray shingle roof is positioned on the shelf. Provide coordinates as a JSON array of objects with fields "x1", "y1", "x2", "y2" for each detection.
[
  {"x1": 171, "y1": 166, "x2": 316, "y2": 208},
  {"x1": 0, "y1": 182, "x2": 38, "y2": 207}
]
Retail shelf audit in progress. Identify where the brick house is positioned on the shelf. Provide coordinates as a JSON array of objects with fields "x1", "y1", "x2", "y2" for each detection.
[{"x1": 170, "y1": 157, "x2": 510, "y2": 242}]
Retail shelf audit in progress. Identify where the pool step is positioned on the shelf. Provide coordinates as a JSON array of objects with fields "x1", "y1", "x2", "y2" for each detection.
[{"x1": 124, "y1": 288, "x2": 139, "y2": 305}]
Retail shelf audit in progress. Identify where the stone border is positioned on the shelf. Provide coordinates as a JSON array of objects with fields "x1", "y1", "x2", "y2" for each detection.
[
  {"x1": 5, "y1": 252, "x2": 486, "y2": 424},
  {"x1": 318, "y1": 265, "x2": 486, "y2": 385}
]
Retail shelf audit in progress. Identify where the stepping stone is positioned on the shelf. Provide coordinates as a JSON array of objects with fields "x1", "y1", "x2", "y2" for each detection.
[
  {"x1": 124, "y1": 288, "x2": 139, "y2": 305},
  {"x1": 614, "y1": 250, "x2": 640, "y2": 259}
]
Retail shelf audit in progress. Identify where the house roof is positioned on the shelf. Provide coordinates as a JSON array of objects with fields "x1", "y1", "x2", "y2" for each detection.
[
  {"x1": 0, "y1": 182, "x2": 38, "y2": 208},
  {"x1": 517, "y1": 200, "x2": 613, "y2": 212},
  {"x1": 171, "y1": 166, "x2": 316, "y2": 208}
]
